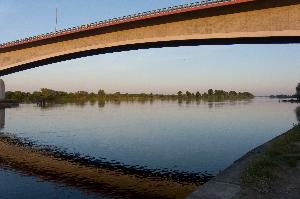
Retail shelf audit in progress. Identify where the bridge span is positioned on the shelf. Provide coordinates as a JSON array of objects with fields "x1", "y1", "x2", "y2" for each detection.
[{"x1": 0, "y1": 0, "x2": 300, "y2": 75}]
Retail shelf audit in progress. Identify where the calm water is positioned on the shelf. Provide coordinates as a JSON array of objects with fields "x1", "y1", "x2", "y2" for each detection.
[{"x1": 0, "y1": 98, "x2": 299, "y2": 199}]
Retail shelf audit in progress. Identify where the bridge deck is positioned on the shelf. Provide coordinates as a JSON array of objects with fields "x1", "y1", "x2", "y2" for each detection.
[{"x1": 0, "y1": 0, "x2": 255, "y2": 50}]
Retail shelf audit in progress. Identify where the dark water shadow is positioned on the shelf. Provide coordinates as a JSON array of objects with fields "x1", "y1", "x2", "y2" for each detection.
[{"x1": 0, "y1": 133, "x2": 213, "y2": 199}]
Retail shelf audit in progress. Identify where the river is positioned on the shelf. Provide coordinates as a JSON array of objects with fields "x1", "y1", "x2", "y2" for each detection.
[{"x1": 0, "y1": 98, "x2": 299, "y2": 199}]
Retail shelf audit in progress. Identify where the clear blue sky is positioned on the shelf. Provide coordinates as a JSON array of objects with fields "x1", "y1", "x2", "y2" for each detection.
[{"x1": 1, "y1": 0, "x2": 299, "y2": 95}]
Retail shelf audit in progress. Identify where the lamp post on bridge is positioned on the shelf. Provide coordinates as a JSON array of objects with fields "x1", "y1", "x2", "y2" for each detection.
[{"x1": 55, "y1": 8, "x2": 58, "y2": 32}]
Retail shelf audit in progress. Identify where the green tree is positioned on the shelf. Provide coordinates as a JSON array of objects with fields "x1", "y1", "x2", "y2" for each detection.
[
  {"x1": 98, "y1": 89, "x2": 106, "y2": 97},
  {"x1": 5, "y1": 91, "x2": 14, "y2": 100},
  {"x1": 229, "y1": 91, "x2": 237, "y2": 96},
  {"x1": 32, "y1": 91, "x2": 42, "y2": 102},
  {"x1": 241, "y1": 92, "x2": 254, "y2": 98},
  {"x1": 202, "y1": 92, "x2": 208, "y2": 98},
  {"x1": 177, "y1": 91, "x2": 183, "y2": 97},
  {"x1": 14, "y1": 91, "x2": 25, "y2": 101},
  {"x1": 76, "y1": 91, "x2": 89, "y2": 97},
  {"x1": 41, "y1": 88, "x2": 56, "y2": 101},
  {"x1": 196, "y1": 91, "x2": 201, "y2": 98},
  {"x1": 208, "y1": 89, "x2": 213, "y2": 96},
  {"x1": 186, "y1": 91, "x2": 192, "y2": 97}
]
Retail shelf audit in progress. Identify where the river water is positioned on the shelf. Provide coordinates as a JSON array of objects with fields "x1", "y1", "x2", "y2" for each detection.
[{"x1": 0, "y1": 98, "x2": 299, "y2": 199}]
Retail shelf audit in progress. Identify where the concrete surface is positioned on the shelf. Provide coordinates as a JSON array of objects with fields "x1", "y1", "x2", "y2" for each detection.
[
  {"x1": 1, "y1": 0, "x2": 300, "y2": 75},
  {"x1": 186, "y1": 136, "x2": 273, "y2": 199}
]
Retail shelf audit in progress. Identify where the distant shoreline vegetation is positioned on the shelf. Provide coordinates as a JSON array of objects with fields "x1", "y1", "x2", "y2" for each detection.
[
  {"x1": 5, "y1": 88, "x2": 254, "y2": 104},
  {"x1": 269, "y1": 95, "x2": 297, "y2": 99},
  {"x1": 270, "y1": 83, "x2": 300, "y2": 100}
]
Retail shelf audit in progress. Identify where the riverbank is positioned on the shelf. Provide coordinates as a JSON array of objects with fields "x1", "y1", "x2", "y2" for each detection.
[
  {"x1": 281, "y1": 99, "x2": 300, "y2": 103},
  {"x1": 0, "y1": 99, "x2": 19, "y2": 108},
  {"x1": 187, "y1": 124, "x2": 300, "y2": 199}
]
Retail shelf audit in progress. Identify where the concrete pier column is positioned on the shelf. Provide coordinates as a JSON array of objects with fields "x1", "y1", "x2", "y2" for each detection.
[
  {"x1": 0, "y1": 109, "x2": 5, "y2": 129},
  {"x1": 0, "y1": 79, "x2": 5, "y2": 100},
  {"x1": 296, "y1": 83, "x2": 300, "y2": 99}
]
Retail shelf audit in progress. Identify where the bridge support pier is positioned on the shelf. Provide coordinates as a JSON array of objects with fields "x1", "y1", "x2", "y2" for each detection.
[
  {"x1": 0, "y1": 79, "x2": 4, "y2": 101},
  {"x1": 0, "y1": 108, "x2": 5, "y2": 129}
]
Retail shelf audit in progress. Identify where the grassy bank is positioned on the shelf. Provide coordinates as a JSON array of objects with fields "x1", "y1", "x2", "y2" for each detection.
[{"x1": 242, "y1": 124, "x2": 300, "y2": 193}]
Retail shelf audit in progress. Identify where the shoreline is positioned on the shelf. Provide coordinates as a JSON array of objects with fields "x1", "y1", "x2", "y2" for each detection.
[
  {"x1": 0, "y1": 99, "x2": 19, "y2": 108},
  {"x1": 187, "y1": 125, "x2": 300, "y2": 199}
]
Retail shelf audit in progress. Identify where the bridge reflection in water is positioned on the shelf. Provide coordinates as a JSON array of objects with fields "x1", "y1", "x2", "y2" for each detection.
[
  {"x1": 0, "y1": 109, "x2": 4, "y2": 129},
  {"x1": 0, "y1": 107, "x2": 210, "y2": 199}
]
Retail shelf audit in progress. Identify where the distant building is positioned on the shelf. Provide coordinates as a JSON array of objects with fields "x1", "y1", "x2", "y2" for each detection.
[{"x1": 296, "y1": 83, "x2": 300, "y2": 98}]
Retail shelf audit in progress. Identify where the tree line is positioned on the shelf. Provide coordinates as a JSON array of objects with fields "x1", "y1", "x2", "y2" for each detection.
[{"x1": 5, "y1": 88, "x2": 254, "y2": 104}]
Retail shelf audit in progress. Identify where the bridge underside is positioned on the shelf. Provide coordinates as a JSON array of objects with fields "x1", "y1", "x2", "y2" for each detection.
[{"x1": 0, "y1": 0, "x2": 300, "y2": 76}]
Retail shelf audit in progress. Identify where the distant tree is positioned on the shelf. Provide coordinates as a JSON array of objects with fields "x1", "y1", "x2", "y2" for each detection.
[
  {"x1": 76, "y1": 91, "x2": 89, "y2": 96},
  {"x1": 229, "y1": 91, "x2": 237, "y2": 96},
  {"x1": 41, "y1": 88, "x2": 56, "y2": 100},
  {"x1": 177, "y1": 91, "x2": 183, "y2": 97},
  {"x1": 98, "y1": 89, "x2": 106, "y2": 97},
  {"x1": 241, "y1": 92, "x2": 254, "y2": 98},
  {"x1": 89, "y1": 92, "x2": 97, "y2": 98},
  {"x1": 32, "y1": 91, "x2": 42, "y2": 102},
  {"x1": 186, "y1": 91, "x2": 192, "y2": 97},
  {"x1": 214, "y1": 90, "x2": 227, "y2": 98},
  {"x1": 5, "y1": 91, "x2": 14, "y2": 100},
  {"x1": 4, "y1": 88, "x2": 255, "y2": 104},
  {"x1": 202, "y1": 92, "x2": 208, "y2": 98}
]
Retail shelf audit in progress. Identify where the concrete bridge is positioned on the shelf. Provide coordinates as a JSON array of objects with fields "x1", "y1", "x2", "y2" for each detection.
[{"x1": 0, "y1": 0, "x2": 300, "y2": 76}]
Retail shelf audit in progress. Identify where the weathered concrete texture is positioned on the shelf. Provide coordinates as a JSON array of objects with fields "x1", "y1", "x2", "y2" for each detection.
[
  {"x1": 187, "y1": 138, "x2": 273, "y2": 199},
  {"x1": 1, "y1": 0, "x2": 300, "y2": 75}
]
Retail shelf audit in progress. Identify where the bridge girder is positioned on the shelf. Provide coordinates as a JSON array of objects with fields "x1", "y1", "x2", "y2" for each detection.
[{"x1": 0, "y1": 0, "x2": 300, "y2": 76}]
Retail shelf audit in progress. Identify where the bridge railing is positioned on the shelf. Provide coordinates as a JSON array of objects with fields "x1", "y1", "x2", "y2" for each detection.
[{"x1": 0, "y1": 0, "x2": 235, "y2": 49}]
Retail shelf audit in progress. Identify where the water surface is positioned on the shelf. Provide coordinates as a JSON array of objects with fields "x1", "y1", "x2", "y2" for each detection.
[{"x1": 0, "y1": 98, "x2": 299, "y2": 199}]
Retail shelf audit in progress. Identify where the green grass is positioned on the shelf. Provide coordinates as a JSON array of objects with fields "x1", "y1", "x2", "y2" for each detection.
[{"x1": 242, "y1": 124, "x2": 300, "y2": 193}]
